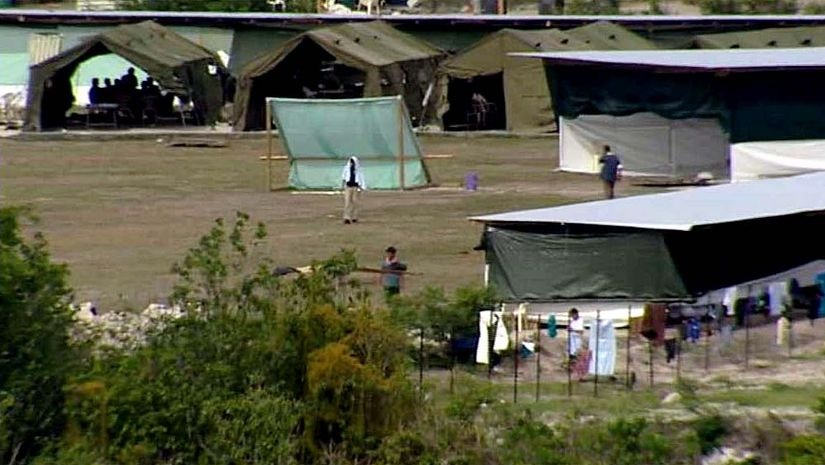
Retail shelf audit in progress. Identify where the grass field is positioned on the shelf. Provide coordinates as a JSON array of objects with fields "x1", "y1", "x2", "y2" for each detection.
[{"x1": 0, "y1": 134, "x2": 634, "y2": 310}]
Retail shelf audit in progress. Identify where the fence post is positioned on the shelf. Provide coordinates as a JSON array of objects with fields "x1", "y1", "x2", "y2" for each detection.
[
  {"x1": 648, "y1": 341, "x2": 654, "y2": 389},
  {"x1": 594, "y1": 310, "x2": 601, "y2": 398},
  {"x1": 626, "y1": 305, "x2": 632, "y2": 390},
  {"x1": 745, "y1": 306, "x2": 751, "y2": 371},
  {"x1": 567, "y1": 313, "x2": 572, "y2": 397},
  {"x1": 513, "y1": 310, "x2": 519, "y2": 404},
  {"x1": 419, "y1": 326, "x2": 425, "y2": 401},
  {"x1": 704, "y1": 319, "x2": 711, "y2": 373},
  {"x1": 535, "y1": 315, "x2": 541, "y2": 402}
]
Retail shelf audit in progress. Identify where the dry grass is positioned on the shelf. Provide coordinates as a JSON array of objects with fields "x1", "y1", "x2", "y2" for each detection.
[{"x1": 0, "y1": 134, "x2": 634, "y2": 310}]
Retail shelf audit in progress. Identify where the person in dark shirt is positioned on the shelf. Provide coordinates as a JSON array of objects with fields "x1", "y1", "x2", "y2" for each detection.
[
  {"x1": 598, "y1": 145, "x2": 622, "y2": 199},
  {"x1": 88, "y1": 78, "x2": 102, "y2": 105},
  {"x1": 121, "y1": 67, "x2": 139, "y2": 90},
  {"x1": 101, "y1": 78, "x2": 114, "y2": 103}
]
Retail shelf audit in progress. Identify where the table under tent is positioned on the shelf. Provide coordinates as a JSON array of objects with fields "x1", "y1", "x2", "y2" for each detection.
[
  {"x1": 232, "y1": 21, "x2": 444, "y2": 131},
  {"x1": 520, "y1": 46, "x2": 825, "y2": 179},
  {"x1": 25, "y1": 21, "x2": 226, "y2": 131},
  {"x1": 431, "y1": 21, "x2": 656, "y2": 133}
]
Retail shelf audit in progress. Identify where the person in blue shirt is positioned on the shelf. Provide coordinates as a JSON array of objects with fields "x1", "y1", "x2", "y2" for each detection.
[{"x1": 599, "y1": 145, "x2": 622, "y2": 199}]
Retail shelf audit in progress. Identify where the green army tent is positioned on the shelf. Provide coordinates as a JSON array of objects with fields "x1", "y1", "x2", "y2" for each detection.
[
  {"x1": 566, "y1": 21, "x2": 658, "y2": 50},
  {"x1": 432, "y1": 22, "x2": 656, "y2": 133},
  {"x1": 266, "y1": 96, "x2": 430, "y2": 190},
  {"x1": 695, "y1": 26, "x2": 825, "y2": 49},
  {"x1": 25, "y1": 21, "x2": 225, "y2": 131},
  {"x1": 433, "y1": 29, "x2": 590, "y2": 132},
  {"x1": 233, "y1": 21, "x2": 444, "y2": 132}
]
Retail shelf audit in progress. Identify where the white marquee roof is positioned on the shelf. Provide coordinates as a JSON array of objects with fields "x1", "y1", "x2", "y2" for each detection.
[{"x1": 471, "y1": 172, "x2": 825, "y2": 231}]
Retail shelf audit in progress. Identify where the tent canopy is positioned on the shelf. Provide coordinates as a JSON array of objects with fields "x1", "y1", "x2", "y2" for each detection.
[
  {"x1": 434, "y1": 22, "x2": 656, "y2": 133},
  {"x1": 473, "y1": 172, "x2": 825, "y2": 301},
  {"x1": 25, "y1": 20, "x2": 225, "y2": 130},
  {"x1": 695, "y1": 26, "x2": 825, "y2": 49},
  {"x1": 731, "y1": 140, "x2": 825, "y2": 182},
  {"x1": 526, "y1": 47, "x2": 825, "y2": 143},
  {"x1": 270, "y1": 96, "x2": 430, "y2": 190},
  {"x1": 233, "y1": 21, "x2": 444, "y2": 131},
  {"x1": 472, "y1": 171, "x2": 825, "y2": 231}
]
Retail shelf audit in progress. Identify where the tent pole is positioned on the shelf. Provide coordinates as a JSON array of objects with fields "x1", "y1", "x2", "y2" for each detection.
[
  {"x1": 398, "y1": 98, "x2": 405, "y2": 190},
  {"x1": 266, "y1": 100, "x2": 273, "y2": 192}
]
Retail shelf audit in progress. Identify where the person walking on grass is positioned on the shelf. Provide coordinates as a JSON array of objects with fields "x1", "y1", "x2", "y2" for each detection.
[
  {"x1": 341, "y1": 156, "x2": 366, "y2": 224},
  {"x1": 599, "y1": 145, "x2": 622, "y2": 199},
  {"x1": 380, "y1": 246, "x2": 407, "y2": 299}
]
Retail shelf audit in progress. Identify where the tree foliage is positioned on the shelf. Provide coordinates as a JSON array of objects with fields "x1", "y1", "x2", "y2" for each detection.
[
  {"x1": 698, "y1": 0, "x2": 797, "y2": 14},
  {"x1": 0, "y1": 207, "x2": 74, "y2": 465},
  {"x1": 122, "y1": 0, "x2": 318, "y2": 13}
]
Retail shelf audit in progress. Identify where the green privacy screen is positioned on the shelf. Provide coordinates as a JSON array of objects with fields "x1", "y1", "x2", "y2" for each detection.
[{"x1": 269, "y1": 96, "x2": 430, "y2": 190}]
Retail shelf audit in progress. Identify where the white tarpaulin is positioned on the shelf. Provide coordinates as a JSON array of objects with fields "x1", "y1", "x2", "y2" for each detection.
[
  {"x1": 731, "y1": 140, "x2": 825, "y2": 182},
  {"x1": 559, "y1": 113, "x2": 729, "y2": 178}
]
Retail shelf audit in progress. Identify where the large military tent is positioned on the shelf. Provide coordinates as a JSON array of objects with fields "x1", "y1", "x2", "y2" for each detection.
[
  {"x1": 232, "y1": 21, "x2": 444, "y2": 132},
  {"x1": 695, "y1": 26, "x2": 825, "y2": 49},
  {"x1": 526, "y1": 47, "x2": 825, "y2": 178},
  {"x1": 471, "y1": 172, "x2": 825, "y2": 301},
  {"x1": 433, "y1": 22, "x2": 656, "y2": 133},
  {"x1": 25, "y1": 21, "x2": 226, "y2": 131}
]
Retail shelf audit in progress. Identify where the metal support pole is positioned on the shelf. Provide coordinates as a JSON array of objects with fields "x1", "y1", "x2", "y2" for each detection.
[
  {"x1": 676, "y1": 335, "x2": 682, "y2": 382},
  {"x1": 704, "y1": 319, "x2": 711, "y2": 373},
  {"x1": 745, "y1": 305, "x2": 751, "y2": 370},
  {"x1": 265, "y1": 100, "x2": 273, "y2": 192},
  {"x1": 567, "y1": 314, "x2": 572, "y2": 397}
]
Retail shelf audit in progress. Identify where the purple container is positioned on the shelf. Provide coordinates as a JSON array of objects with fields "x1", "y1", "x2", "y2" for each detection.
[{"x1": 465, "y1": 172, "x2": 479, "y2": 191}]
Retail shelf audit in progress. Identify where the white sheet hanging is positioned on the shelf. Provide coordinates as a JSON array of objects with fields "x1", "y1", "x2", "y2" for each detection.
[
  {"x1": 588, "y1": 319, "x2": 616, "y2": 376},
  {"x1": 476, "y1": 310, "x2": 492, "y2": 364},
  {"x1": 494, "y1": 314, "x2": 510, "y2": 353}
]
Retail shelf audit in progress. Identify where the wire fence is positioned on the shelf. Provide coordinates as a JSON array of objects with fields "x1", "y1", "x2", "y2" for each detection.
[{"x1": 414, "y1": 308, "x2": 825, "y2": 402}]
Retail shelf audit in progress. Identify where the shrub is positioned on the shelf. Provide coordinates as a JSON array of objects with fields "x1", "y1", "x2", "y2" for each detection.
[{"x1": 693, "y1": 414, "x2": 728, "y2": 455}]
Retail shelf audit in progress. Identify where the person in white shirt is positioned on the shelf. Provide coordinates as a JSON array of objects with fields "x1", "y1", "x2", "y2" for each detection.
[
  {"x1": 568, "y1": 308, "x2": 585, "y2": 359},
  {"x1": 341, "y1": 156, "x2": 366, "y2": 224}
]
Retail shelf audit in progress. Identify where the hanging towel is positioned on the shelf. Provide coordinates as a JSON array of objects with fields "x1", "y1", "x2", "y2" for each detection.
[
  {"x1": 568, "y1": 317, "x2": 584, "y2": 356},
  {"x1": 588, "y1": 319, "x2": 616, "y2": 376},
  {"x1": 476, "y1": 310, "x2": 492, "y2": 364},
  {"x1": 722, "y1": 287, "x2": 738, "y2": 316},
  {"x1": 776, "y1": 316, "x2": 790, "y2": 346},
  {"x1": 516, "y1": 302, "x2": 528, "y2": 334},
  {"x1": 817, "y1": 273, "x2": 825, "y2": 317},
  {"x1": 493, "y1": 313, "x2": 509, "y2": 353},
  {"x1": 547, "y1": 314, "x2": 558, "y2": 338},
  {"x1": 640, "y1": 304, "x2": 667, "y2": 347},
  {"x1": 768, "y1": 282, "x2": 787, "y2": 316}
]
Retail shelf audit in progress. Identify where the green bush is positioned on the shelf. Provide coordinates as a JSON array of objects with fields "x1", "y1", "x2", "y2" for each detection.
[
  {"x1": 699, "y1": 0, "x2": 797, "y2": 13},
  {"x1": 780, "y1": 434, "x2": 825, "y2": 465},
  {"x1": 693, "y1": 414, "x2": 728, "y2": 455},
  {"x1": 0, "y1": 207, "x2": 75, "y2": 465}
]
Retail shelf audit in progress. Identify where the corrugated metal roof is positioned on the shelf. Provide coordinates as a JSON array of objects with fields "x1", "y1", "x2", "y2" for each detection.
[
  {"x1": 514, "y1": 46, "x2": 825, "y2": 72},
  {"x1": 471, "y1": 171, "x2": 825, "y2": 231}
]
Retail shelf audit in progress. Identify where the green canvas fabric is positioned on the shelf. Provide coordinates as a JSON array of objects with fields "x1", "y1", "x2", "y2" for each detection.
[
  {"x1": 233, "y1": 21, "x2": 444, "y2": 131},
  {"x1": 485, "y1": 226, "x2": 689, "y2": 300},
  {"x1": 695, "y1": 26, "x2": 825, "y2": 49},
  {"x1": 0, "y1": 53, "x2": 29, "y2": 85},
  {"x1": 566, "y1": 21, "x2": 658, "y2": 51},
  {"x1": 25, "y1": 21, "x2": 226, "y2": 130},
  {"x1": 434, "y1": 23, "x2": 655, "y2": 133},
  {"x1": 269, "y1": 96, "x2": 430, "y2": 190}
]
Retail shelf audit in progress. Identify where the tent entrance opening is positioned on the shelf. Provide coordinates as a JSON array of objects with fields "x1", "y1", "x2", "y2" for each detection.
[{"x1": 443, "y1": 73, "x2": 505, "y2": 131}]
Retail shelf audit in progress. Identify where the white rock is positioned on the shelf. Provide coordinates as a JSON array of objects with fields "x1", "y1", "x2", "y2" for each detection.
[{"x1": 662, "y1": 392, "x2": 682, "y2": 405}]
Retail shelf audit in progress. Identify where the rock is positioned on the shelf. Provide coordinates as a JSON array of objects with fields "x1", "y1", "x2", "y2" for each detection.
[
  {"x1": 662, "y1": 392, "x2": 682, "y2": 405},
  {"x1": 701, "y1": 447, "x2": 758, "y2": 465}
]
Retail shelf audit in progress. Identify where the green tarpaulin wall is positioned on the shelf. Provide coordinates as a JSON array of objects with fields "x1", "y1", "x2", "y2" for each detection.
[
  {"x1": 547, "y1": 65, "x2": 825, "y2": 143},
  {"x1": 434, "y1": 22, "x2": 657, "y2": 133},
  {"x1": 483, "y1": 213, "x2": 825, "y2": 301},
  {"x1": 269, "y1": 96, "x2": 430, "y2": 190}
]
